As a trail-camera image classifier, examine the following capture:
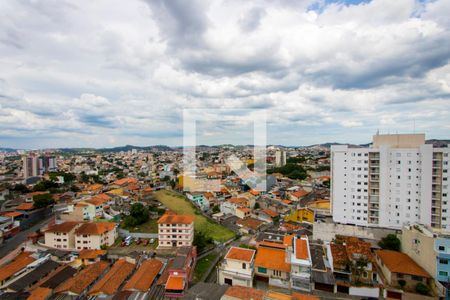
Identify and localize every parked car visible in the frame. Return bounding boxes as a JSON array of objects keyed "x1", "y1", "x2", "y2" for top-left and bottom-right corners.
[
  {"x1": 142, "y1": 239, "x2": 149, "y2": 246},
  {"x1": 135, "y1": 238, "x2": 141, "y2": 245},
  {"x1": 150, "y1": 238, "x2": 155, "y2": 244}
]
